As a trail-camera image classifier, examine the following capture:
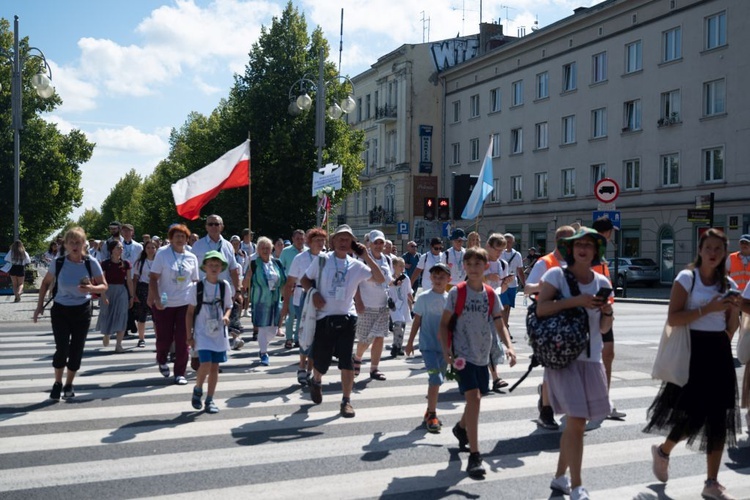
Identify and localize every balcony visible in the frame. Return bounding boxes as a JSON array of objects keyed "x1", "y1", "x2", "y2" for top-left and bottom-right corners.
[
  {"x1": 369, "y1": 206, "x2": 396, "y2": 225},
  {"x1": 374, "y1": 104, "x2": 397, "y2": 124}
]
